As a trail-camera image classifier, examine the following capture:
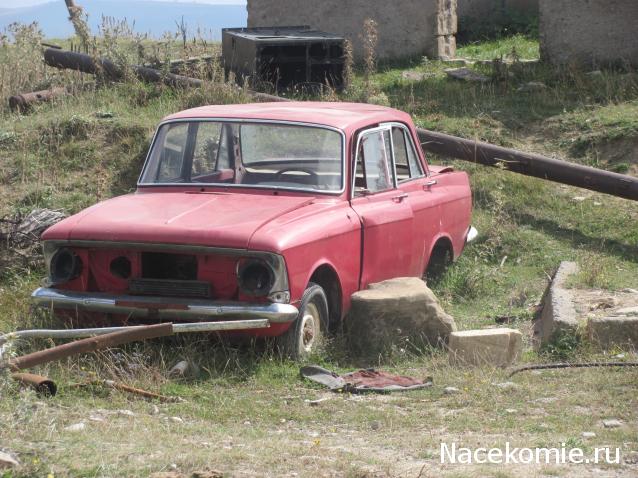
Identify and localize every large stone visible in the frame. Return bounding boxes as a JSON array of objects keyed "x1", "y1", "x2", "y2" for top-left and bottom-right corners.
[
  {"x1": 444, "y1": 67, "x2": 488, "y2": 82},
  {"x1": 532, "y1": 261, "x2": 579, "y2": 349},
  {"x1": 347, "y1": 277, "x2": 456, "y2": 355},
  {"x1": 587, "y1": 316, "x2": 638, "y2": 350},
  {"x1": 448, "y1": 328, "x2": 522, "y2": 367}
]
